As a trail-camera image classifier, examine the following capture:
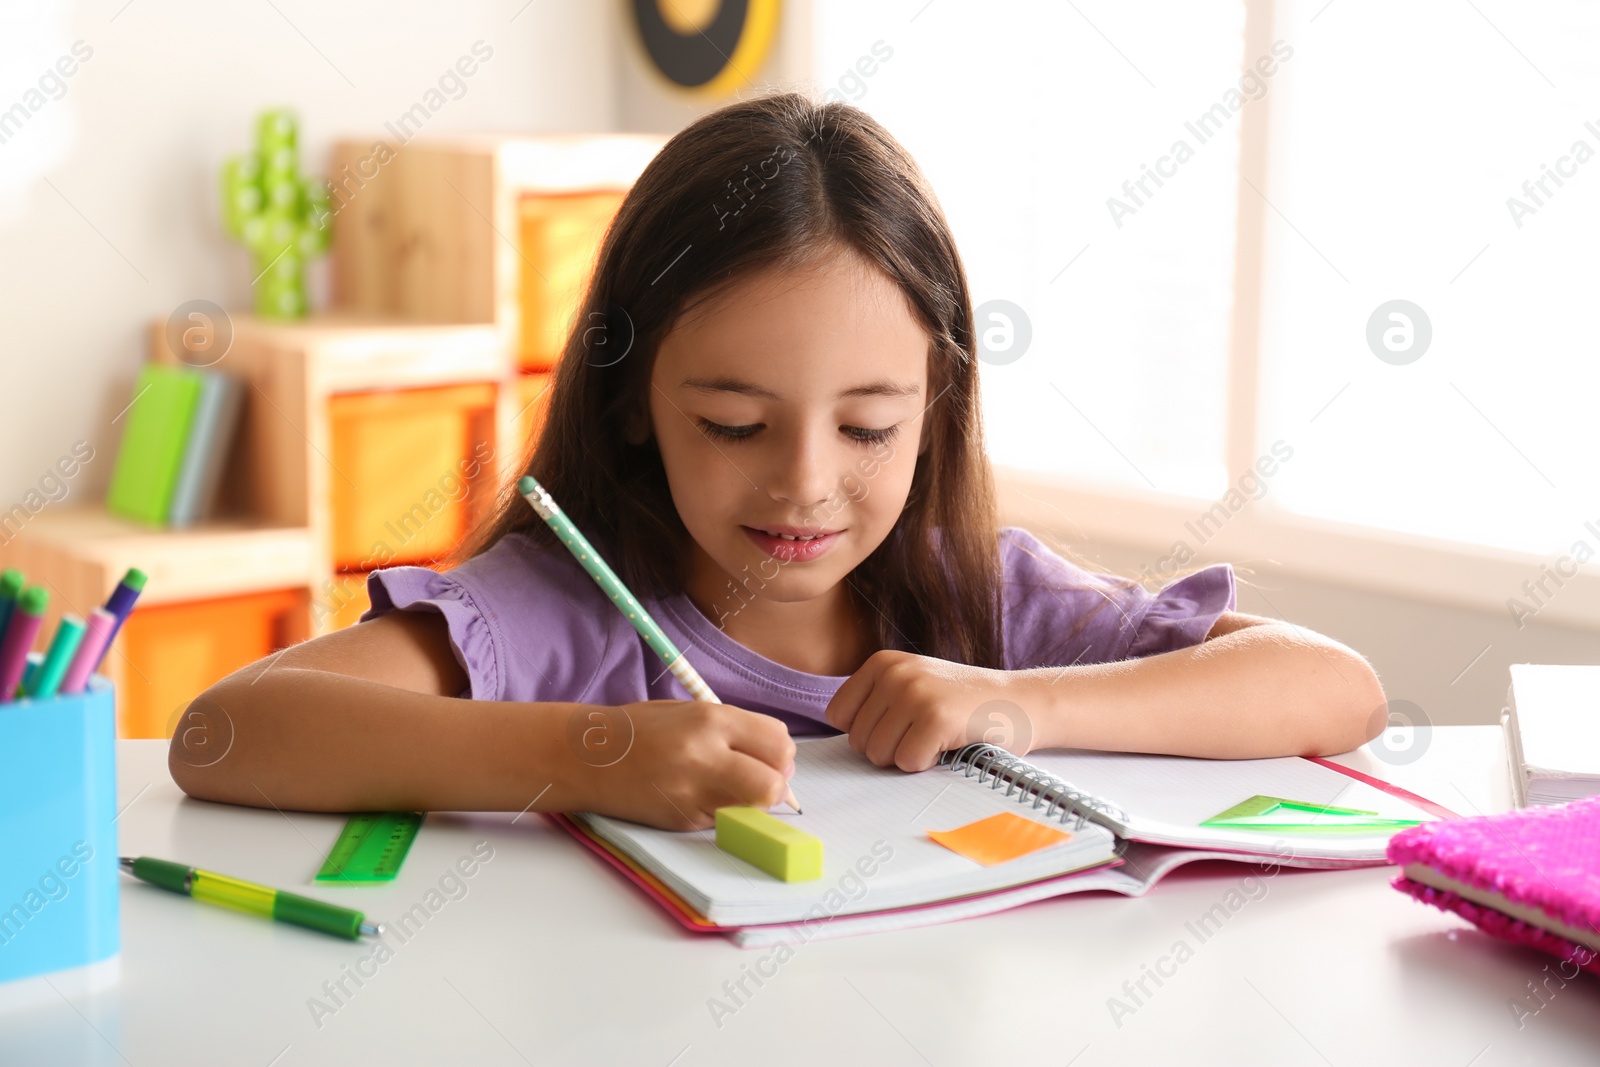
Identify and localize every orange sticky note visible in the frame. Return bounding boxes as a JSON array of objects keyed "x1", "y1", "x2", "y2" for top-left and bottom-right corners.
[{"x1": 926, "y1": 812, "x2": 1073, "y2": 866}]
